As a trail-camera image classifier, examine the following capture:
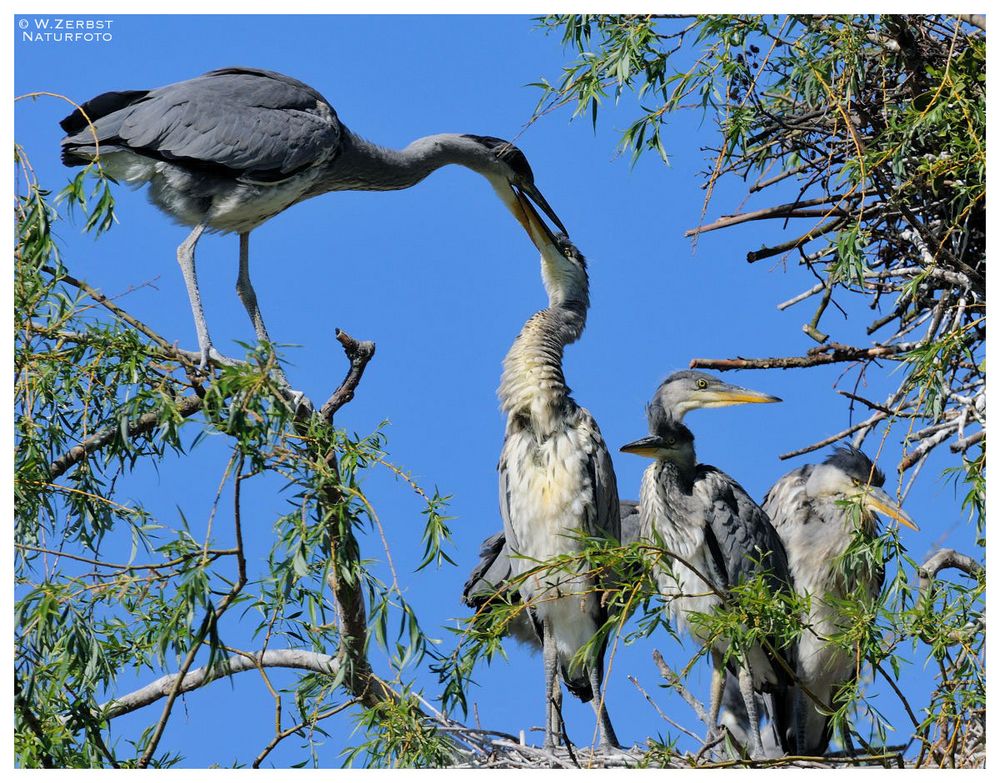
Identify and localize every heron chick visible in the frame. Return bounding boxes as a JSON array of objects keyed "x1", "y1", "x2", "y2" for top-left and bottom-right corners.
[
  {"x1": 496, "y1": 197, "x2": 619, "y2": 750},
  {"x1": 60, "y1": 67, "x2": 566, "y2": 375},
  {"x1": 759, "y1": 446, "x2": 919, "y2": 755},
  {"x1": 620, "y1": 376, "x2": 794, "y2": 759}
]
